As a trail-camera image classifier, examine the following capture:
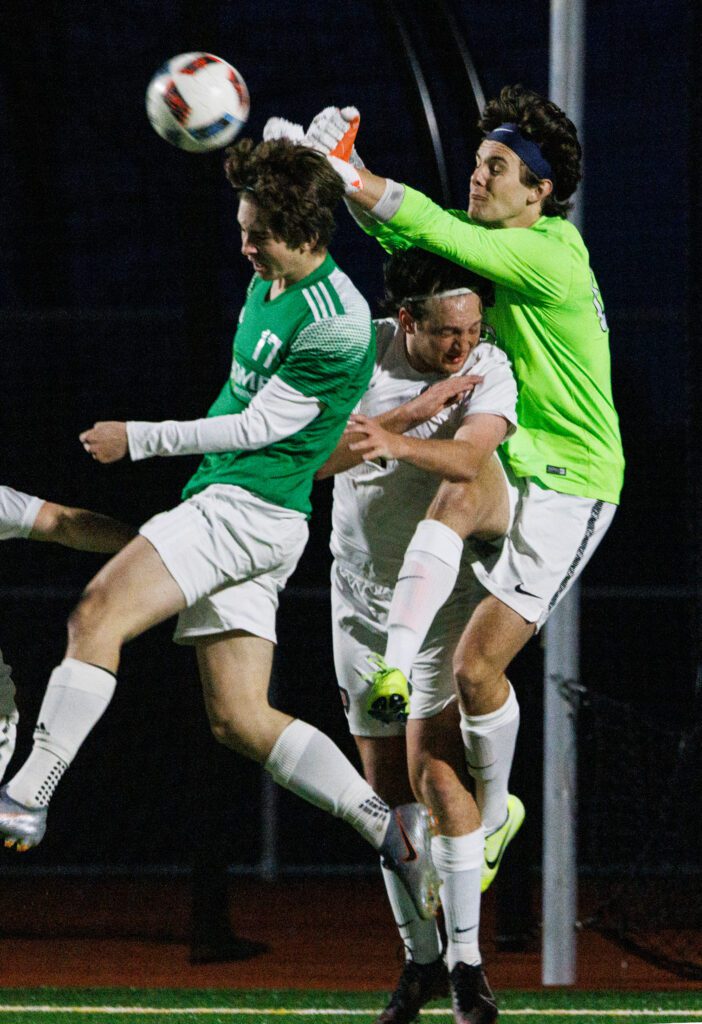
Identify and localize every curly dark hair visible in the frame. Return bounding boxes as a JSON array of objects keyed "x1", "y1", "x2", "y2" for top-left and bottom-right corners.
[
  {"x1": 382, "y1": 246, "x2": 495, "y2": 320},
  {"x1": 479, "y1": 84, "x2": 582, "y2": 218},
  {"x1": 223, "y1": 138, "x2": 345, "y2": 251}
]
